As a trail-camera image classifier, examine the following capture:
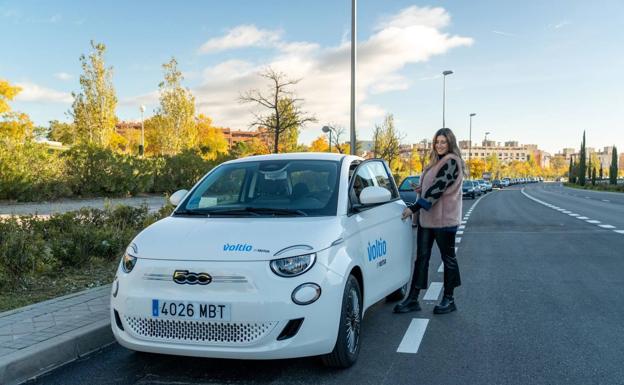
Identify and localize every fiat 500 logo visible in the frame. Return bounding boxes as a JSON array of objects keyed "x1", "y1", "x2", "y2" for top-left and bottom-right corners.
[{"x1": 173, "y1": 270, "x2": 212, "y2": 285}]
